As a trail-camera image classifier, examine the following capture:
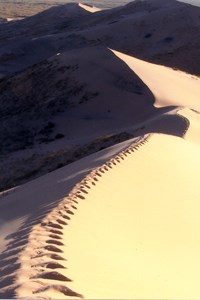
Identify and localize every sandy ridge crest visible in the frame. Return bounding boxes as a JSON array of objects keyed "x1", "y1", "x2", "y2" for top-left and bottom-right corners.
[
  {"x1": 78, "y1": 3, "x2": 103, "y2": 13},
  {"x1": 12, "y1": 135, "x2": 150, "y2": 299}
]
